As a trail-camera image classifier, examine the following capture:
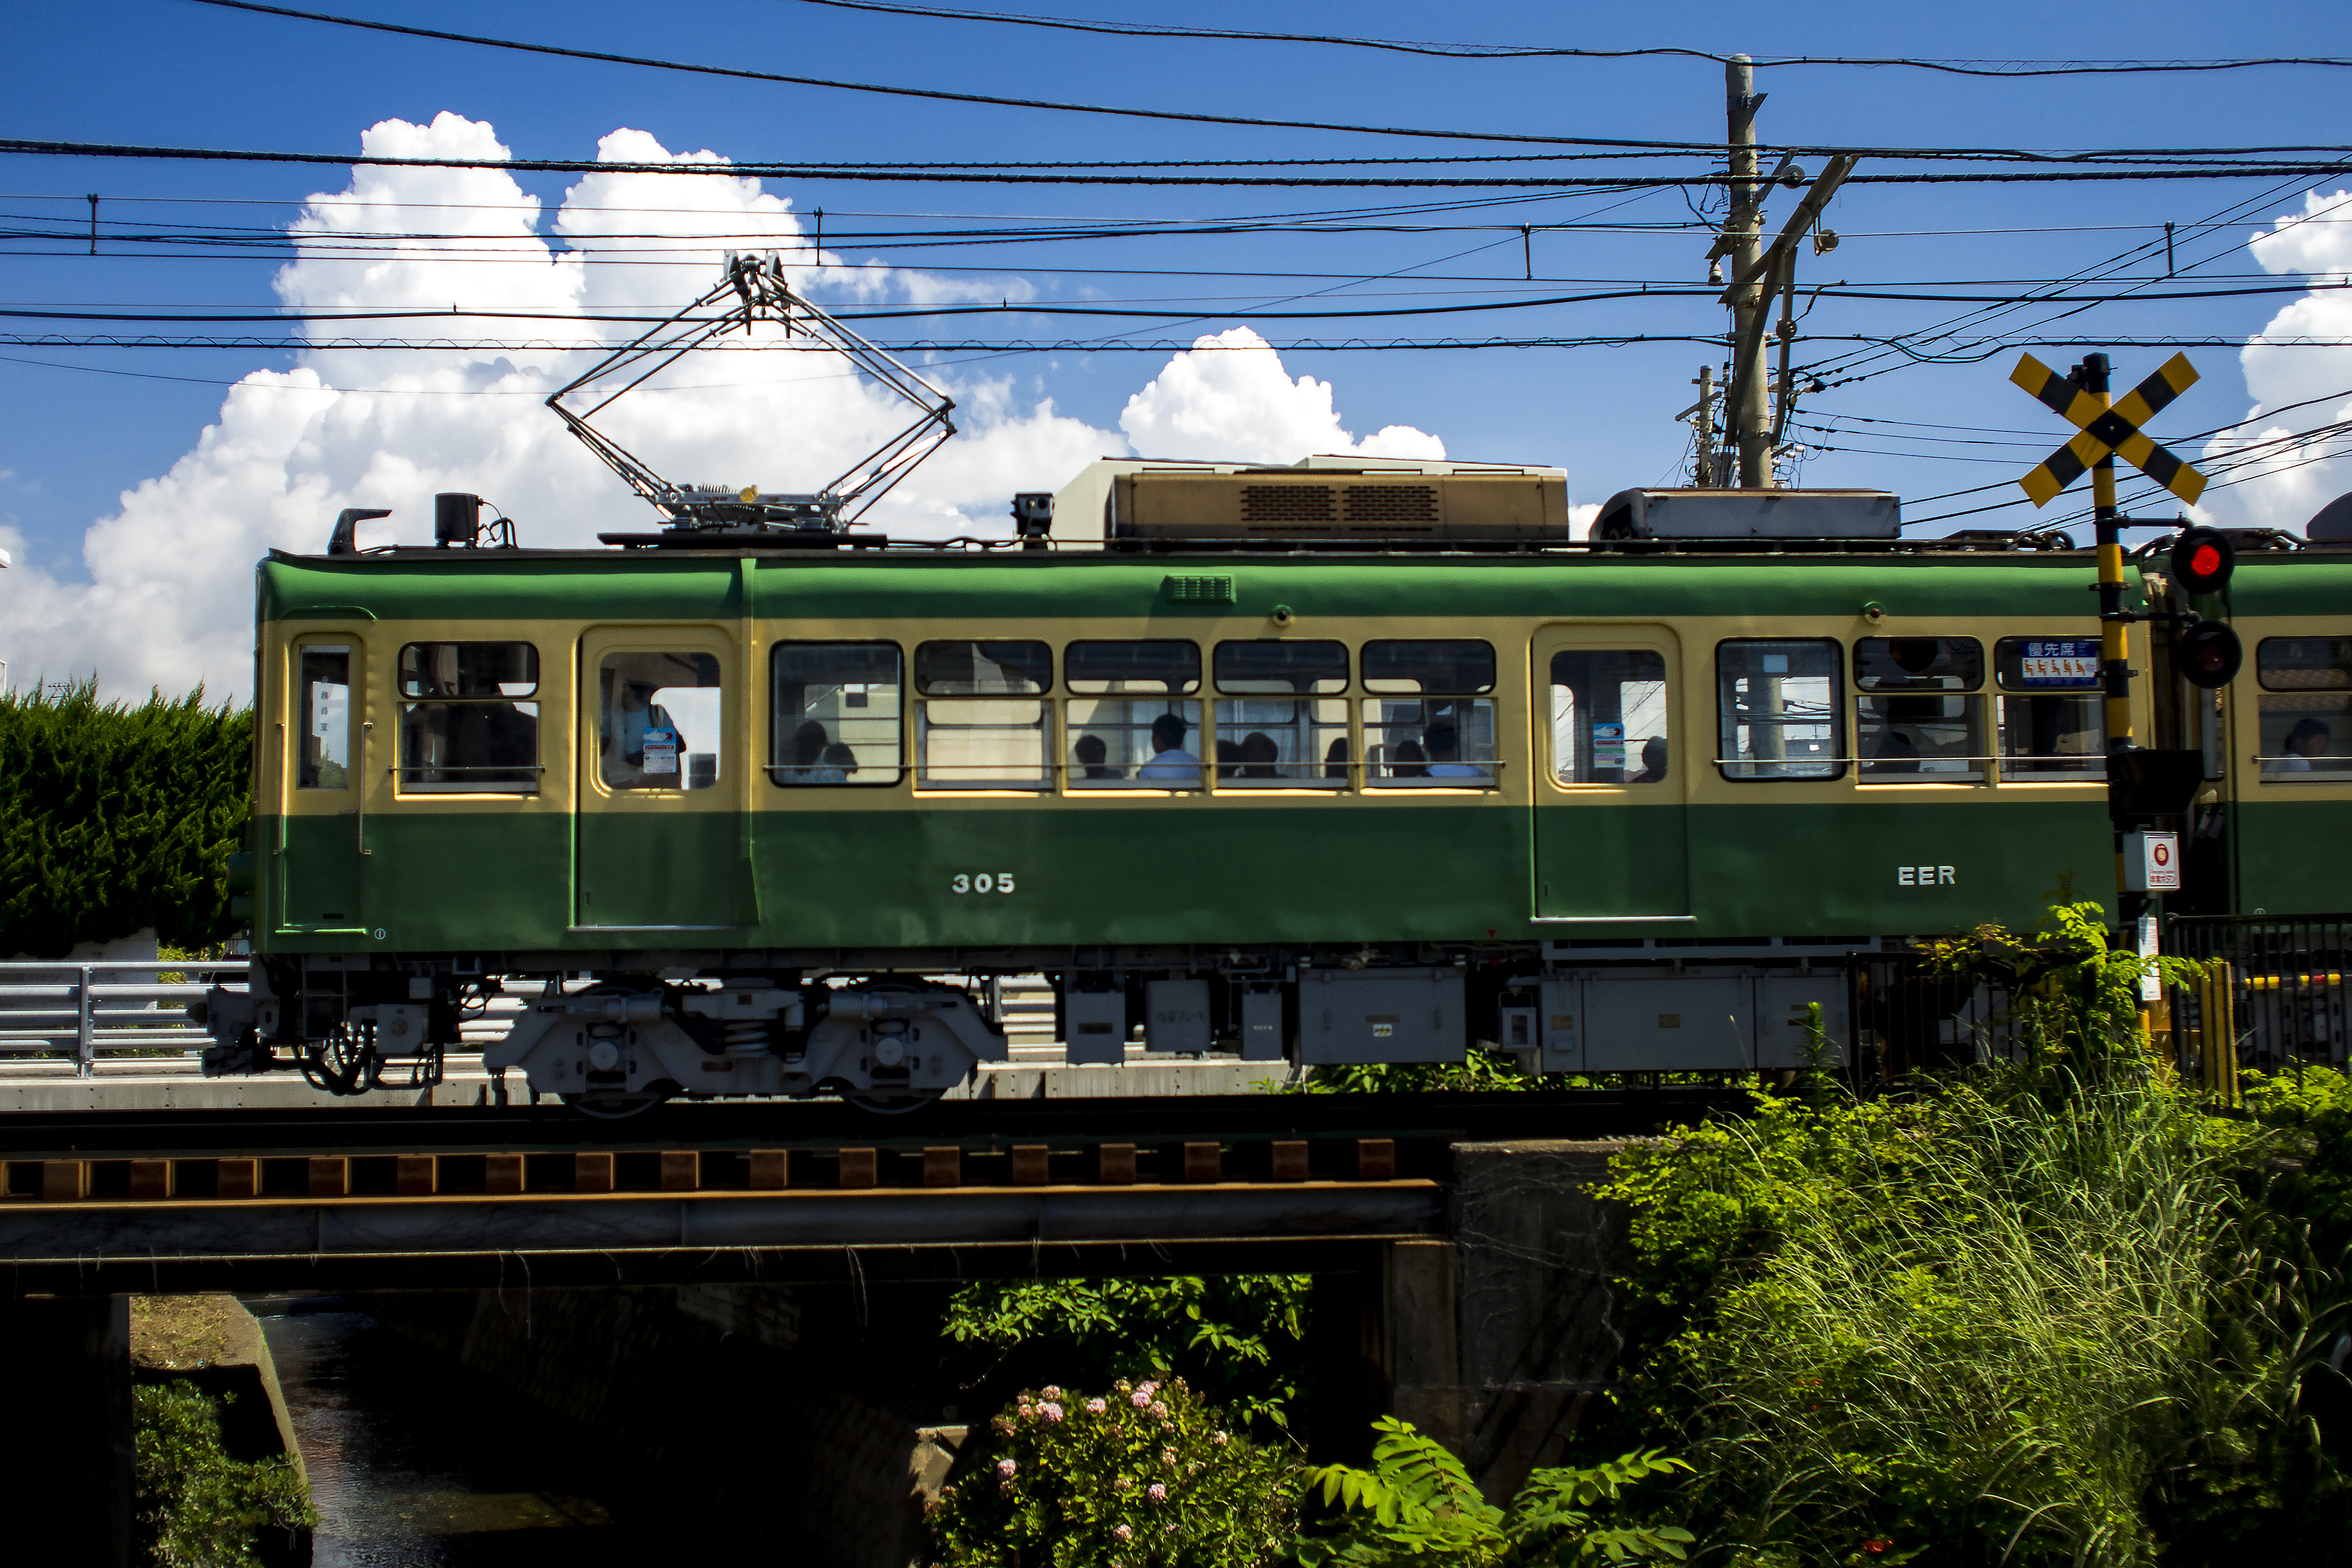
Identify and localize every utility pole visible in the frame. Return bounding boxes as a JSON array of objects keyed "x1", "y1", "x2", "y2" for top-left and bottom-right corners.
[
  {"x1": 1724, "y1": 56, "x2": 1769, "y2": 488},
  {"x1": 1681, "y1": 365, "x2": 1719, "y2": 487}
]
